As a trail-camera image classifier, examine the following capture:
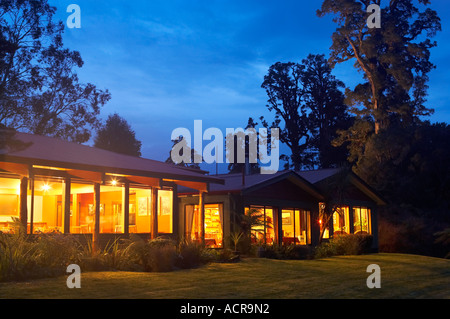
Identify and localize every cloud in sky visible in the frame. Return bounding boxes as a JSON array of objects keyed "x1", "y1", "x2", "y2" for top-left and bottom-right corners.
[{"x1": 51, "y1": 0, "x2": 450, "y2": 167}]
